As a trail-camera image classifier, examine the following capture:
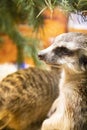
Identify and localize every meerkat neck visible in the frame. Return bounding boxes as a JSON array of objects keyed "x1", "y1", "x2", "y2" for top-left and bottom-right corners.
[
  {"x1": 59, "y1": 66, "x2": 87, "y2": 90},
  {"x1": 59, "y1": 68, "x2": 66, "y2": 89}
]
